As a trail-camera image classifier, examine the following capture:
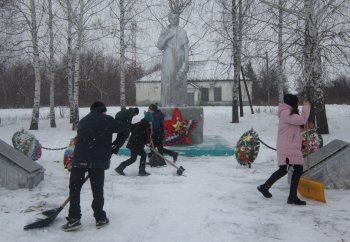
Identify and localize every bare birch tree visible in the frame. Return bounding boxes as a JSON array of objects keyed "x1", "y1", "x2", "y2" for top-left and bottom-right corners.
[
  {"x1": 27, "y1": 0, "x2": 43, "y2": 130},
  {"x1": 277, "y1": 0, "x2": 284, "y2": 103},
  {"x1": 110, "y1": 0, "x2": 148, "y2": 108},
  {"x1": 232, "y1": 0, "x2": 239, "y2": 123},
  {"x1": 67, "y1": 0, "x2": 75, "y2": 124},
  {"x1": 117, "y1": 0, "x2": 127, "y2": 108},
  {"x1": 57, "y1": 0, "x2": 75, "y2": 123},
  {"x1": 8, "y1": 0, "x2": 44, "y2": 130},
  {"x1": 260, "y1": 0, "x2": 350, "y2": 134},
  {"x1": 71, "y1": 0, "x2": 84, "y2": 130},
  {"x1": 200, "y1": 0, "x2": 255, "y2": 123},
  {"x1": 47, "y1": 0, "x2": 56, "y2": 127},
  {"x1": 58, "y1": 0, "x2": 111, "y2": 129}
]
